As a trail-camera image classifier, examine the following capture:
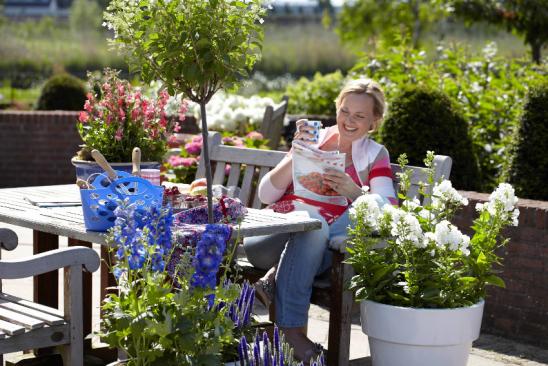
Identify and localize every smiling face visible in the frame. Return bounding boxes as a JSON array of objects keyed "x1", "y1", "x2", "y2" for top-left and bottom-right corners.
[{"x1": 336, "y1": 93, "x2": 378, "y2": 144}]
